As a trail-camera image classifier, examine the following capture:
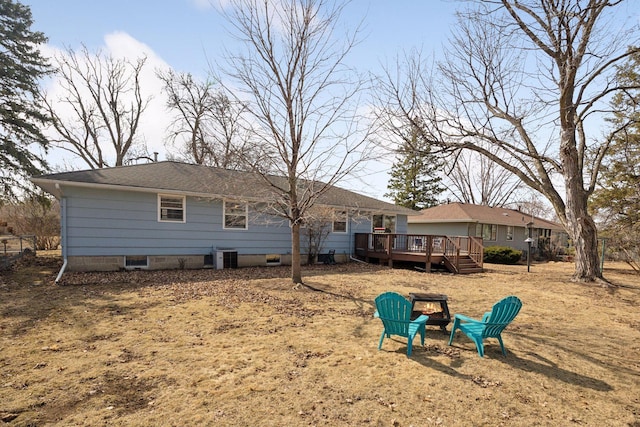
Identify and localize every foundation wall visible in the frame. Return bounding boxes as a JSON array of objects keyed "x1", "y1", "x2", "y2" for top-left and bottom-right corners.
[{"x1": 64, "y1": 253, "x2": 345, "y2": 272}]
